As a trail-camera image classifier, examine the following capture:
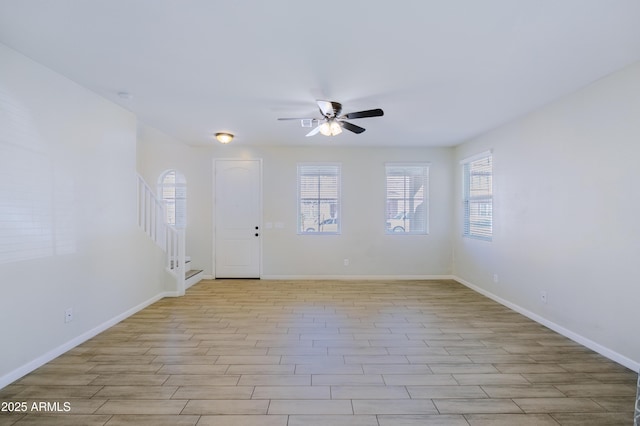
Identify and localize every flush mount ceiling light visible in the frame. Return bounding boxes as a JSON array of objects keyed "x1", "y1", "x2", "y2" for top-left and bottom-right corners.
[{"x1": 215, "y1": 132, "x2": 234, "y2": 144}]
